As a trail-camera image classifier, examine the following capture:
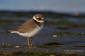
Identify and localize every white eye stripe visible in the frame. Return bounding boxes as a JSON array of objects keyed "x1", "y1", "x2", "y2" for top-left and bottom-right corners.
[
  {"x1": 36, "y1": 17, "x2": 40, "y2": 18},
  {"x1": 33, "y1": 16, "x2": 44, "y2": 23}
]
